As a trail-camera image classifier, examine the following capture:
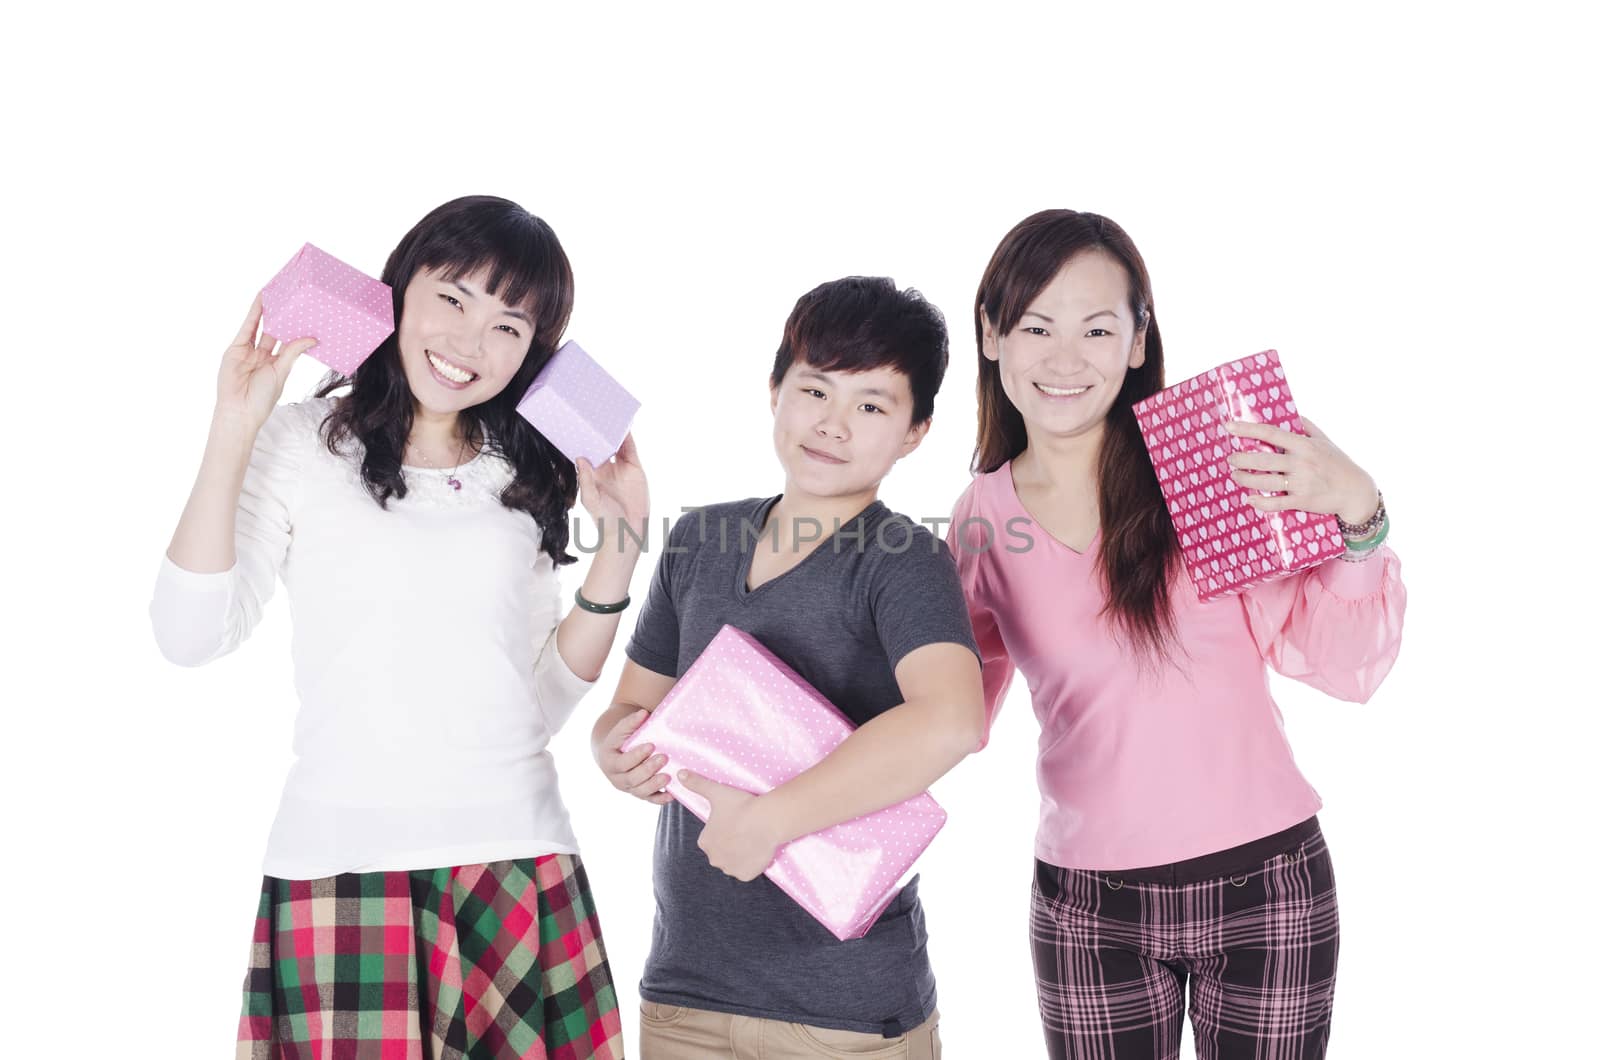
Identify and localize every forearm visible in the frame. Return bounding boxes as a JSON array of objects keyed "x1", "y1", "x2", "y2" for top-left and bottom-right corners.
[
  {"x1": 592, "y1": 697, "x2": 645, "y2": 758},
  {"x1": 554, "y1": 528, "x2": 642, "y2": 682},
  {"x1": 165, "y1": 412, "x2": 258, "y2": 574},
  {"x1": 756, "y1": 695, "x2": 982, "y2": 844}
]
